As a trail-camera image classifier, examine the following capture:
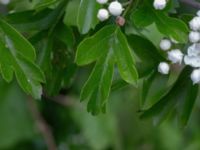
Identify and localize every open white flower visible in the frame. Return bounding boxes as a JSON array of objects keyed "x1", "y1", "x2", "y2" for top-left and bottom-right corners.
[
  {"x1": 184, "y1": 43, "x2": 200, "y2": 67},
  {"x1": 167, "y1": 49, "x2": 184, "y2": 64},
  {"x1": 191, "y1": 69, "x2": 200, "y2": 84},
  {"x1": 158, "y1": 62, "x2": 170, "y2": 75},
  {"x1": 189, "y1": 31, "x2": 200, "y2": 43},
  {"x1": 153, "y1": 0, "x2": 167, "y2": 10},
  {"x1": 189, "y1": 16, "x2": 200, "y2": 31}
]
